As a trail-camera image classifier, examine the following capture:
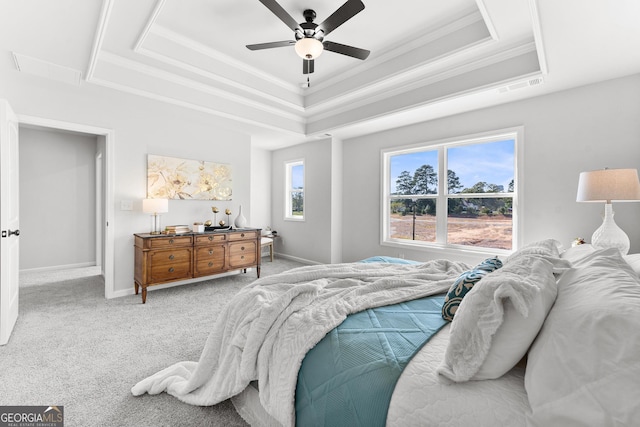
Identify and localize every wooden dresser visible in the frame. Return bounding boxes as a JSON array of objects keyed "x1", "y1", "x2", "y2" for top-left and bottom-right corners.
[{"x1": 134, "y1": 228, "x2": 261, "y2": 303}]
